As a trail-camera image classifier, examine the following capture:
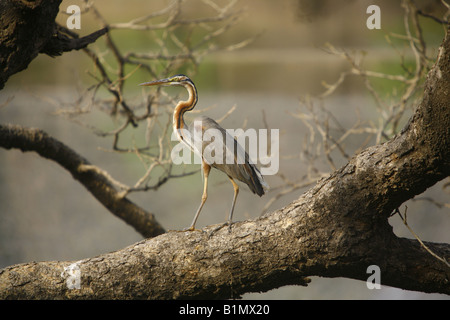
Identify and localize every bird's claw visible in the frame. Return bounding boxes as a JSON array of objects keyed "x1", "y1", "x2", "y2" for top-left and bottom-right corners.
[
  {"x1": 207, "y1": 220, "x2": 233, "y2": 238},
  {"x1": 168, "y1": 226, "x2": 202, "y2": 233}
]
